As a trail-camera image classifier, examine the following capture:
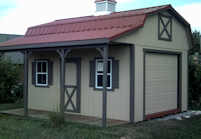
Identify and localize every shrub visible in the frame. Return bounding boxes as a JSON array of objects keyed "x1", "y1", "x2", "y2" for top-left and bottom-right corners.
[
  {"x1": 48, "y1": 112, "x2": 65, "y2": 128},
  {"x1": 188, "y1": 61, "x2": 201, "y2": 109},
  {"x1": 0, "y1": 57, "x2": 22, "y2": 103}
]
